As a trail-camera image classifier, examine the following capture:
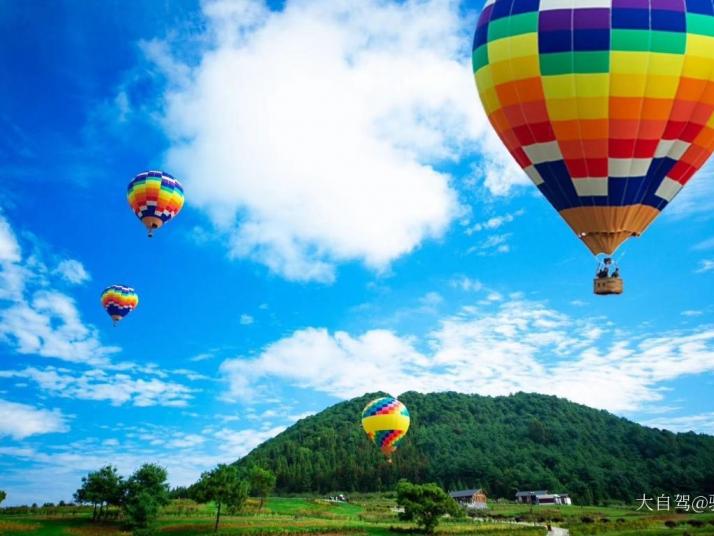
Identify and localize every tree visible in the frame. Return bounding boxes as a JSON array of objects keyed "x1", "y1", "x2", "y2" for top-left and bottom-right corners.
[
  {"x1": 0, "y1": 490, "x2": 6, "y2": 506},
  {"x1": 248, "y1": 466, "x2": 276, "y2": 510},
  {"x1": 123, "y1": 464, "x2": 170, "y2": 530},
  {"x1": 75, "y1": 471, "x2": 101, "y2": 520},
  {"x1": 194, "y1": 464, "x2": 248, "y2": 533},
  {"x1": 74, "y1": 465, "x2": 124, "y2": 521},
  {"x1": 396, "y1": 480, "x2": 462, "y2": 534}
]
